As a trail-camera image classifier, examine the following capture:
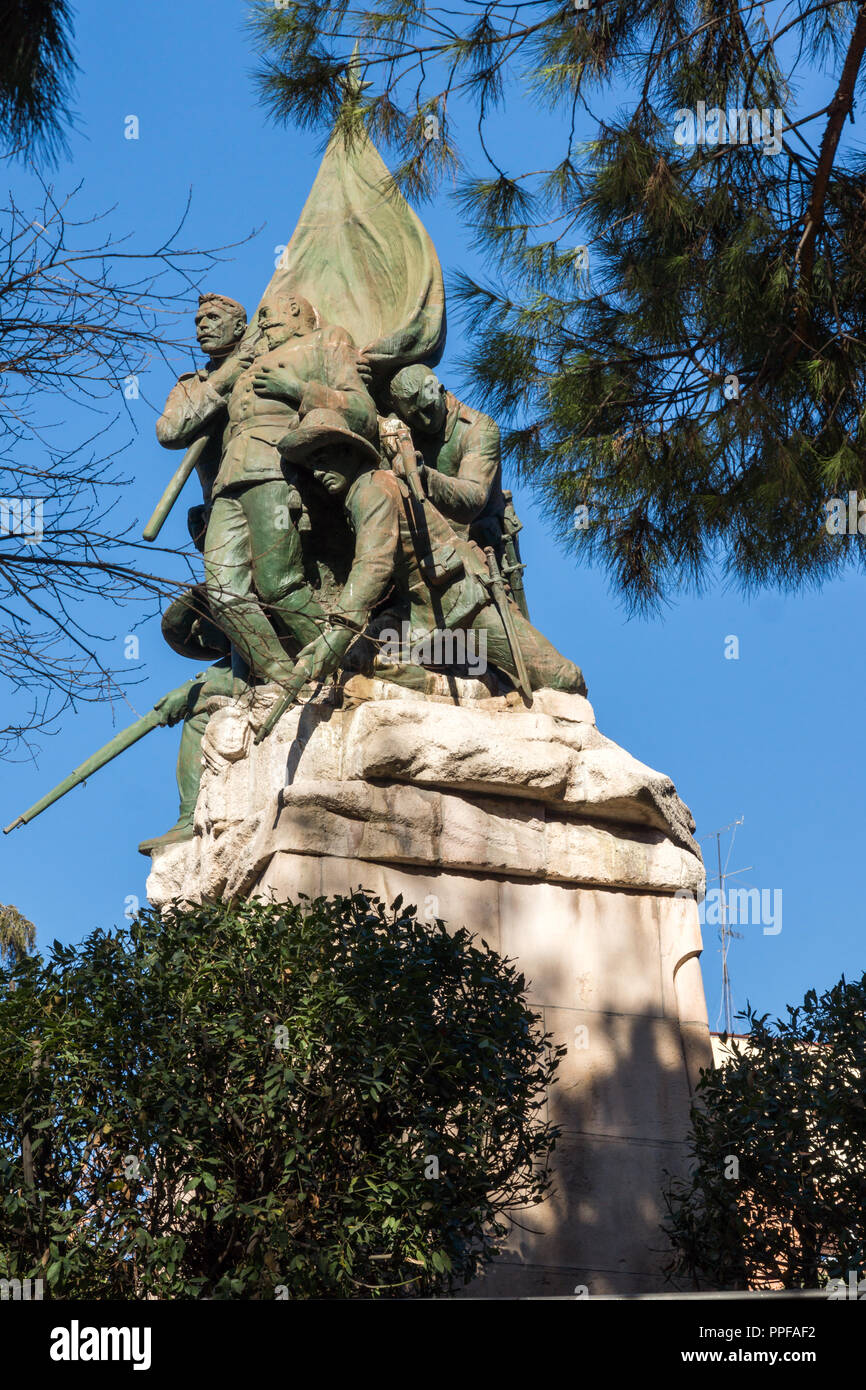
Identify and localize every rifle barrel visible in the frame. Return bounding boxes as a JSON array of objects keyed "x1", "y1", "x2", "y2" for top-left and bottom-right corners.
[
  {"x1": 143, "y1": 434, "x2": 209, "y2": 542},
  {"x1": 3, "y1": 711, "x2": 163, "y2": 833},
  {"x1": 2, "y1": 676, "x2": 198, "y2": 833}
]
